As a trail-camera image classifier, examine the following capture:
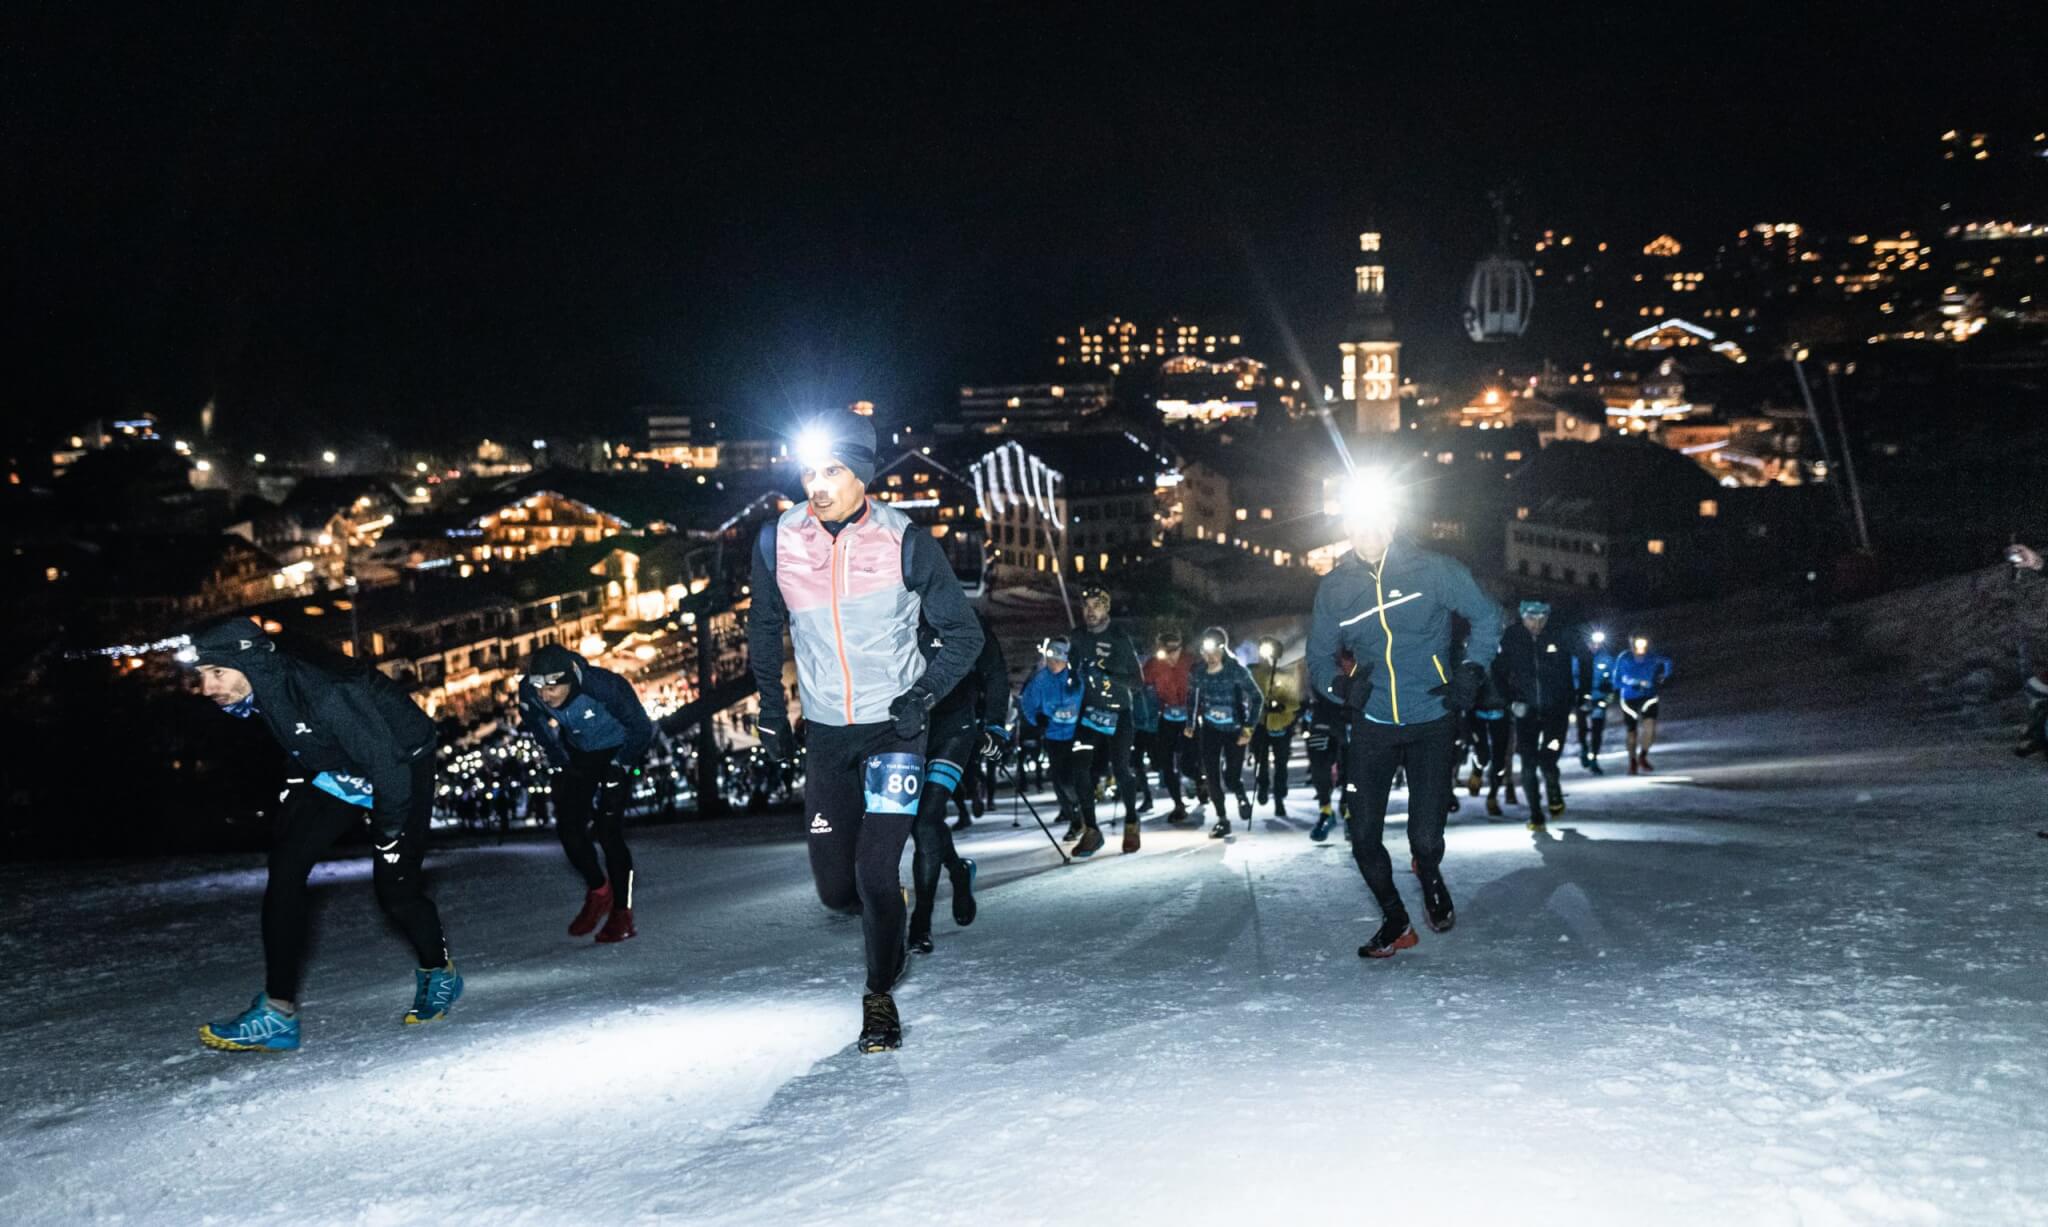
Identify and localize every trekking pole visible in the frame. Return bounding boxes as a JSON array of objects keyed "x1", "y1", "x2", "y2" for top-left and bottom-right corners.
[{"x1": 998, "y1": 761, "x2": 1072, "y2": 865}]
